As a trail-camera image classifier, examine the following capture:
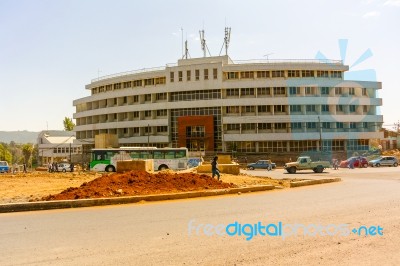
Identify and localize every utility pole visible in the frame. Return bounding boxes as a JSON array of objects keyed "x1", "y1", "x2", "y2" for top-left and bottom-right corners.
[
  {"x1": 147, "y1": 124, "x2": 150, "y2": 146},
  {"x1": 318, "y1": 116, "x2": 323, "y2": 151},
  {"x1": 69, "y1": 142, "x2": 72, "y2": 163}
]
